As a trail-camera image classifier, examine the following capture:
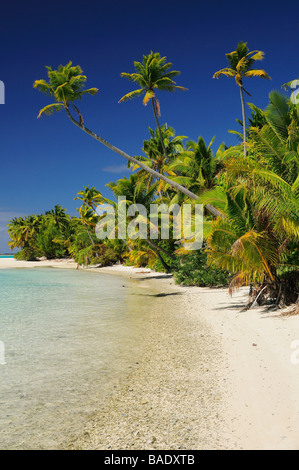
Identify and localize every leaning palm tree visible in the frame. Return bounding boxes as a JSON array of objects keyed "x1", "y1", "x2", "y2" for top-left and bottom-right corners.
[
  {"x1": 213, "y1": 41, "x2": 271, "y2": 157},
  {"x1": 34, "y1": 61, "x2": 221, "y2": 217},
  {"x1": 106, "y1": 174, "x2": 174, "y2": 271},
  {"x1": 119, "y1": 51, "x2": 187, "y2": 160}
]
